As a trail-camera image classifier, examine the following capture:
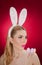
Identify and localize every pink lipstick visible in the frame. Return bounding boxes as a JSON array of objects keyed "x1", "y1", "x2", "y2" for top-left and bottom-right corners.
[{"x1": 22, "y1": 45, "x2": 26, "y2": 48}]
